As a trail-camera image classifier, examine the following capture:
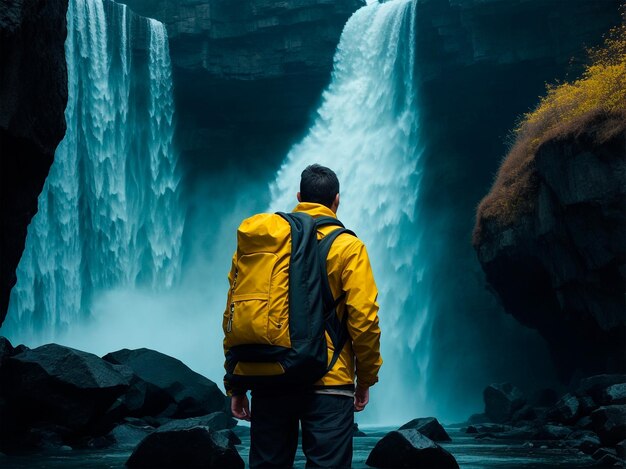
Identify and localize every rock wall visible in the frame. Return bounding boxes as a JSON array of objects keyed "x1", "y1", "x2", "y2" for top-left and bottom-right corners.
[
  {"x1": 474, "y1": 118, "x2": 626, "y2": 378},
  {"x1": 411, "y1": 0, "x2": 623, "y2": 406},
  {"x1": 0, "y1": 0, "x2": 69, "y2": 326}
]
